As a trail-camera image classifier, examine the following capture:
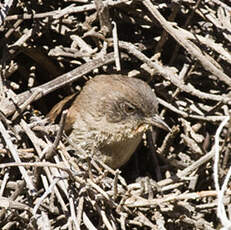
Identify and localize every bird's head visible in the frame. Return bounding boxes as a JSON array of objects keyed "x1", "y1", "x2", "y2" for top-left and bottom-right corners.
[{"x1": 80, "y1": 75, "x2": 170, "y2": 138}]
